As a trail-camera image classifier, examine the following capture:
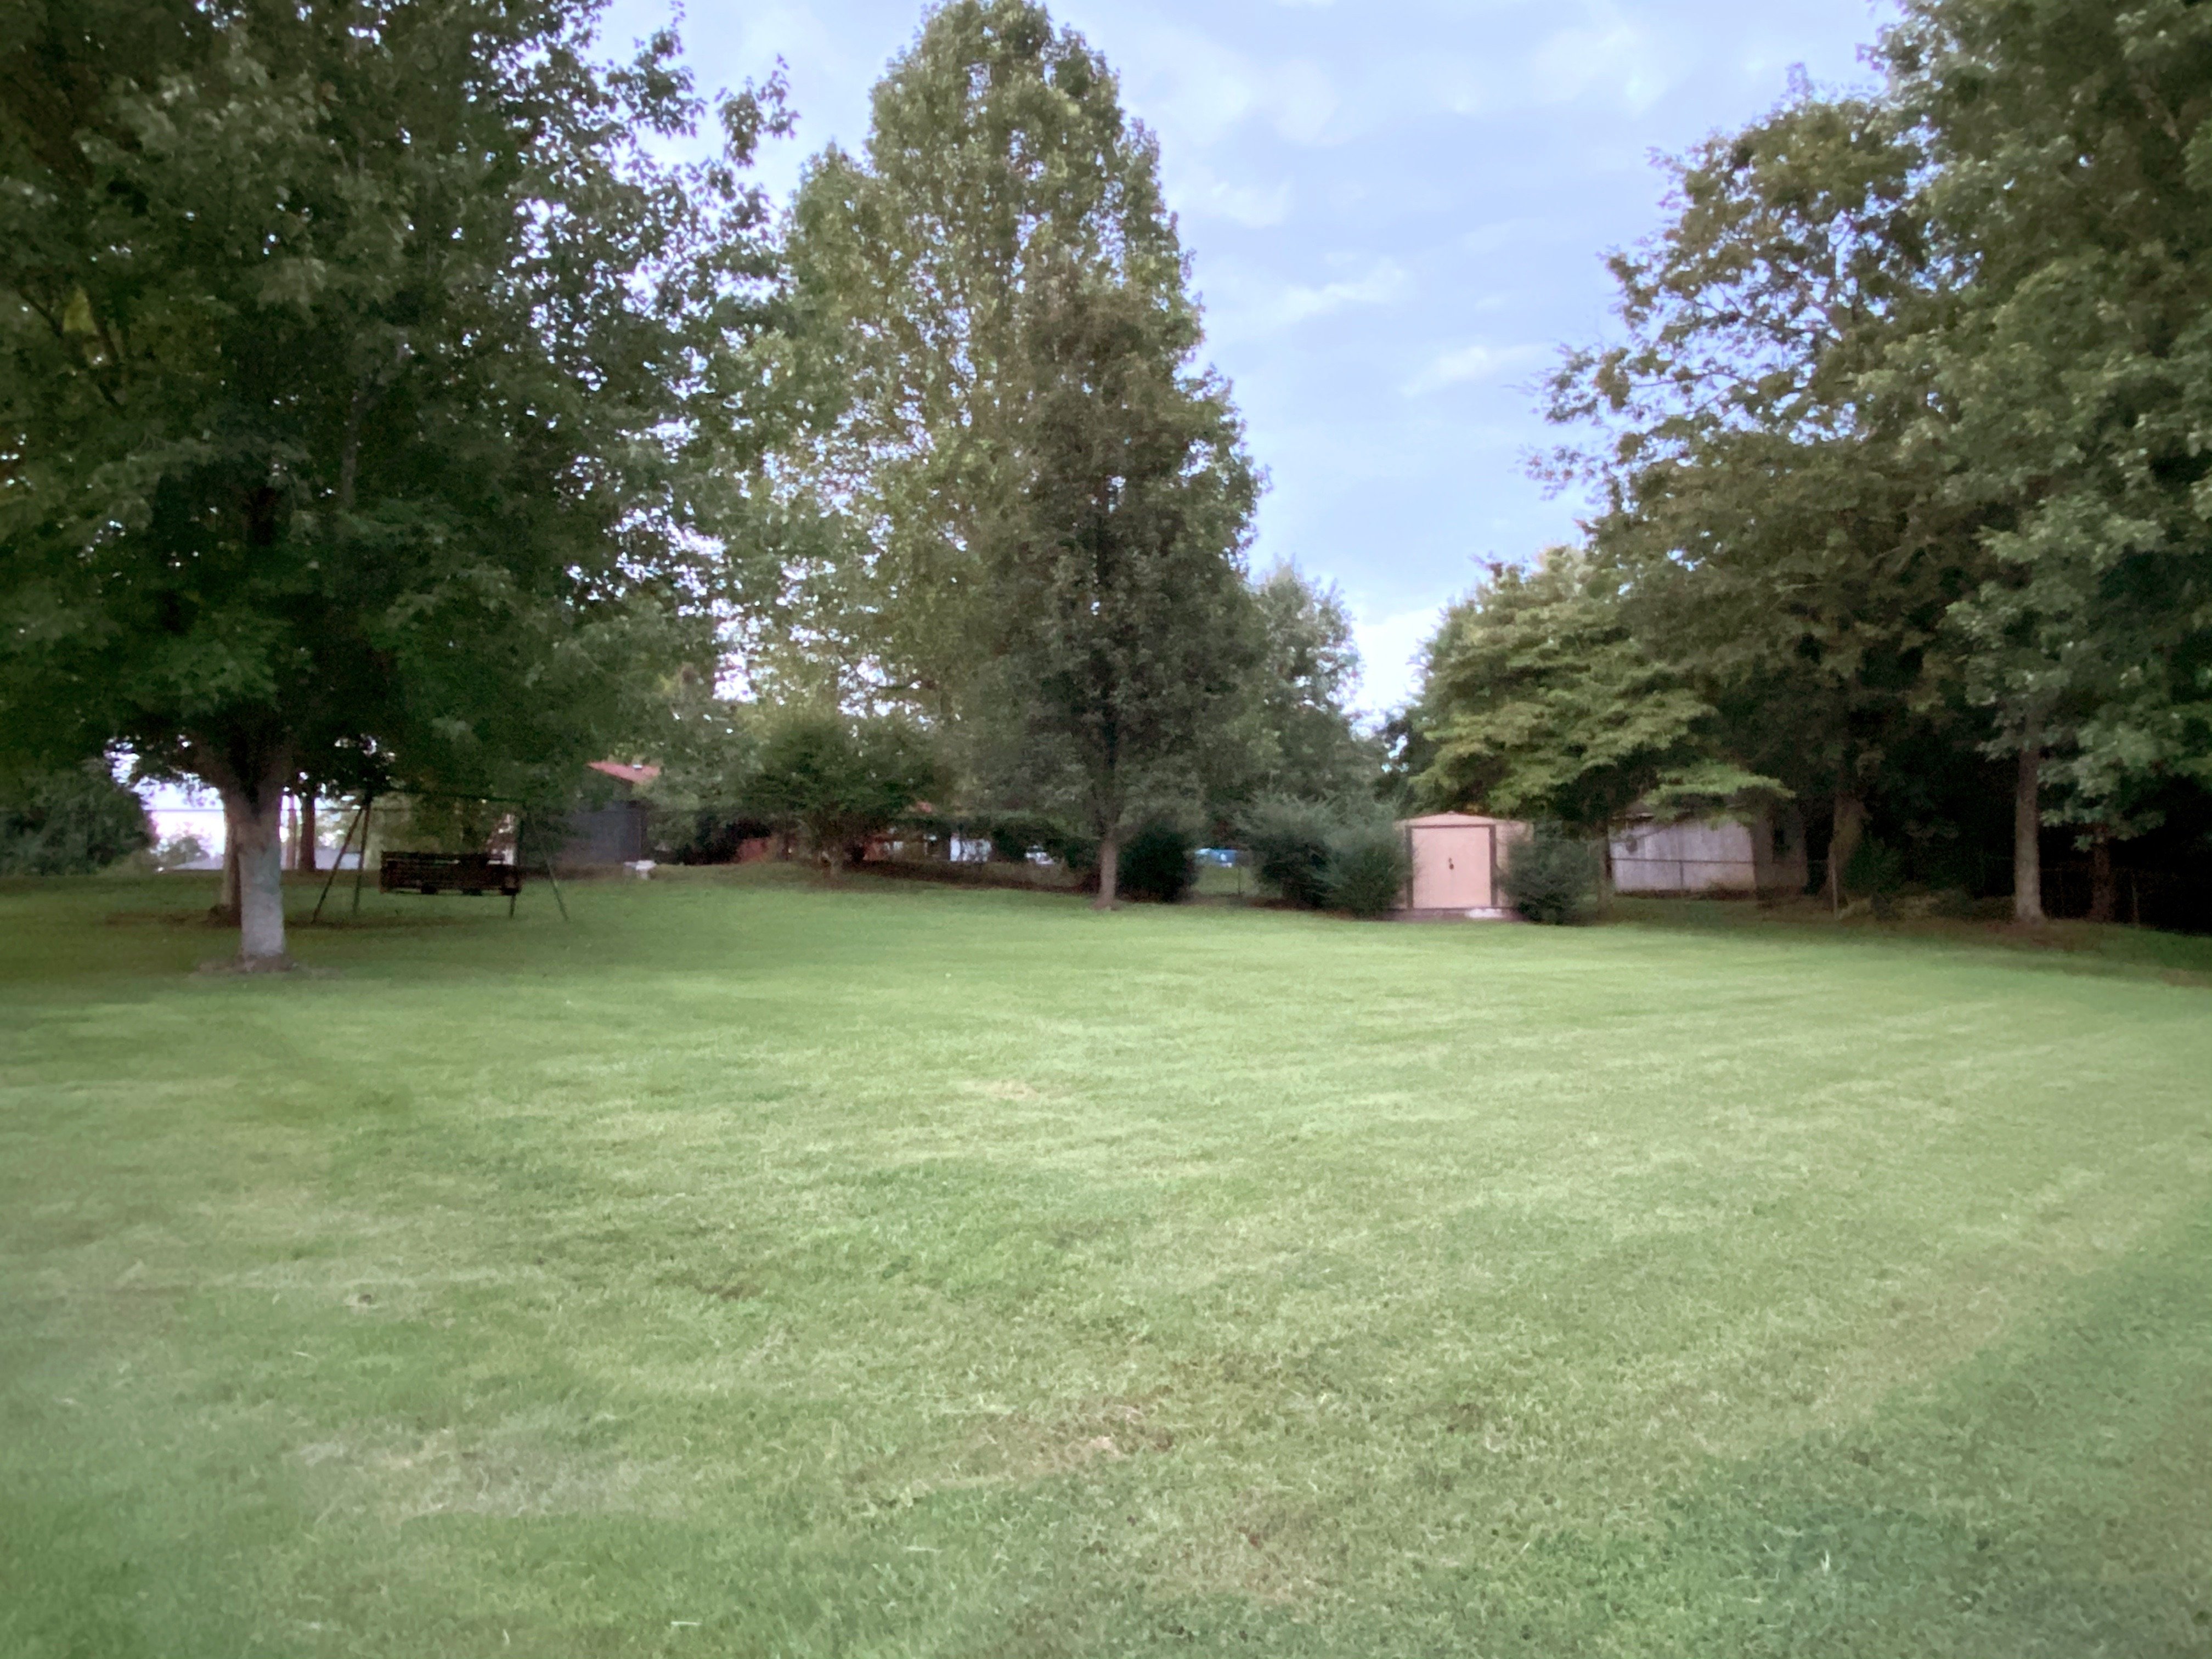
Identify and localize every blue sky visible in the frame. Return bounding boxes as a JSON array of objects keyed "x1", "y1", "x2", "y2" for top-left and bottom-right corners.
[{"x1": 610, "y1": 0, "x2": 1897, "y2": 710}]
